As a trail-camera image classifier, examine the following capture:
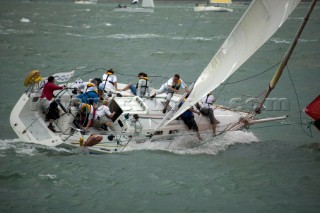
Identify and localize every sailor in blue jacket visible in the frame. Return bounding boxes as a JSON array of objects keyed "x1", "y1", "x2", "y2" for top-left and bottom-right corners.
[{"x1": 76, "y1": 83, "x2": 99, "y2": 106}]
